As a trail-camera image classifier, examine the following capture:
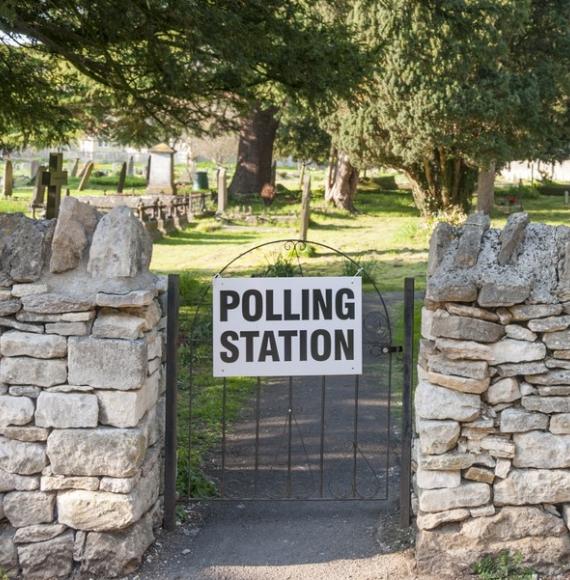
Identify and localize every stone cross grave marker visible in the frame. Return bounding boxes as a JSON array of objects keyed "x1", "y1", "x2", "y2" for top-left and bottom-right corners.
[
  {"x1": 78, "y1": 161, "x2": 94, "y2": 191},
  {"x1": 127, "y1": 156, "x2": 134, "y2": 176},
  {"x1": 147, "y1": 143, "x2": 176, "y2": 195},
  {"x1": 70, "y1": 157, "x2": 80, "y2": 178},
  {"x1": 3, "y1": 159, "x2": 13, "y2": 197},
  {"x1": 43, "y1": 153, "x2": 68, "y2": 219},
  {"x1": 299, "y1": 174, "x2": 311, "y2": 242},
  {"x1": 117, "y1": 161, "x2": 127, "y2": 194},
  {"x1": 217, "y1": 167, "x2": 228, "y2": 213}
]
